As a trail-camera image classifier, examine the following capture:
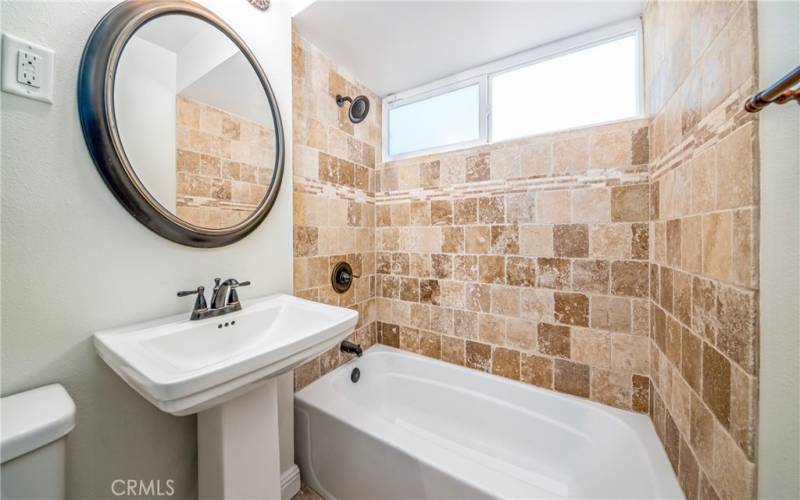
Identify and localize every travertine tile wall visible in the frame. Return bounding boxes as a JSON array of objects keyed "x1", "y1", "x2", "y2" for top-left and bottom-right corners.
[
  {"x1": 176, "y1": 96, "x2": 275, "y2": 227},
  {"x1": 374, "y1": 118, "x2": 654, "y2": 413},
  {"x1": 292, "y1": 31, "x2": 382, "y2": 390},
  {"x1": 644, "y1": 2, "x2": 759, "y2": 499},
  {"x1": 291, "y1": 3, "x2": 761, "y2": 497}
]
